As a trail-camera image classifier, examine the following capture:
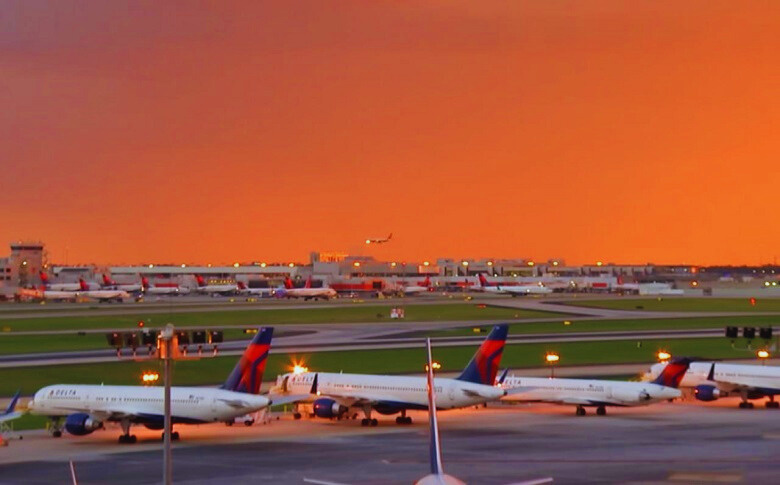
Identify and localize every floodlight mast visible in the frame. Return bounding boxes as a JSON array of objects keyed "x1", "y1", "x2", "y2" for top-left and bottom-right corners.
[{"x1": 161, "y1": 323, "x2": 174, "y2": 485}]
